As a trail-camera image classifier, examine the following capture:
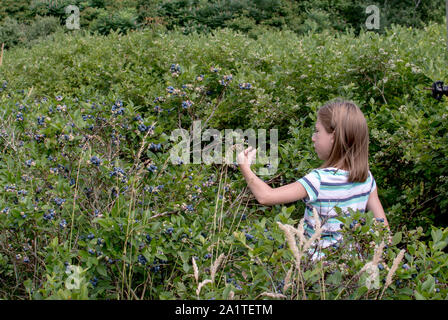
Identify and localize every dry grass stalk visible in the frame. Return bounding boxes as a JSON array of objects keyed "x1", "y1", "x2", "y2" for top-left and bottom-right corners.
[
  {"x1": 385, "y1": 249, "x2": 405, "y2": 287},
  {"x1": 335, "y1": 240, "x2": 387, "y2": 299},
  {"x1": 296, "y1": 218, "x2": 306, "y2": 247},
  {"x1": 196, "y1": 279, "x2": 212, "y2": 297},
  {"x1": 277, "y1": 208, "x2": 324, "y2": 300},
  {"x1": 211, "y1": 253, "x2": 225, "y2": 283},
  {"x1": 260, "y1": 292, "x2": 287, "y2": 299},
  {"x1": 192, "y1": 257, "x2": 199, "y2": 284},
  {"x1": 359, "y1": 241, "x2": 385, "y2": 275},
  {"x1": 302, "y1": 208, "x2": 323, "y2": 253},
  {"x1": 277, "y1": 222, "x2": 302, "y2": 269},
  {"x1": 358, "y1": 241, "x2": 385, "y2": 290},
  {"x1": 283, "y1": 265, "x2": 294, "y2": 293},
  {"x1": 379, "y1": 249, "x2": 405, "y2": 299},
  {"x1": 0, "y1": 43, "x2": 3, "y2": 67}
]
